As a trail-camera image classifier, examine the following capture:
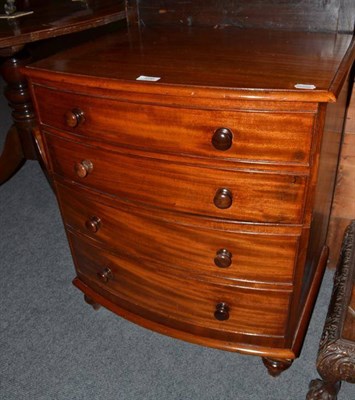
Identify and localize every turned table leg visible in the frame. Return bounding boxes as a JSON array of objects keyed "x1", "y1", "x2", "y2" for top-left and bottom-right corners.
[
  {"x1": 0, "y1": 125, "x2": 25, "y2": 184},
  {"x1": 262, "y1": 357, "x2": 293, "y2": 377},
  {"x1": 0, "y1": 47, "x2": 38, "y2": 184}
]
